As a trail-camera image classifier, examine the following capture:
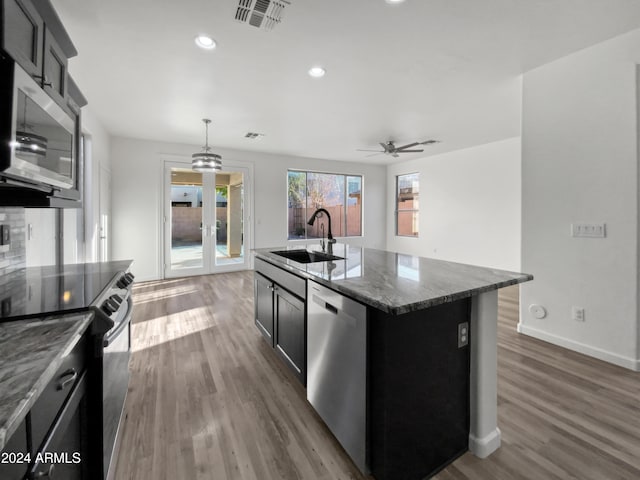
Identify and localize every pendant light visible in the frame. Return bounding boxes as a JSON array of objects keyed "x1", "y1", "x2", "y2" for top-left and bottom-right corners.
[{"x1": 192, "y1": 118, "x2": 222, "y2": 172}]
